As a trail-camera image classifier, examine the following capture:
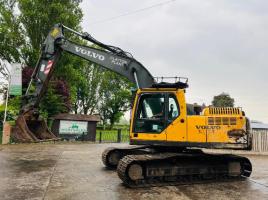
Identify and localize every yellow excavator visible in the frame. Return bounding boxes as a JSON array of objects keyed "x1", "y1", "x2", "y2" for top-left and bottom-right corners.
[{"x1": 13, "y1": 24, "x2": 252, "y2": 187}]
